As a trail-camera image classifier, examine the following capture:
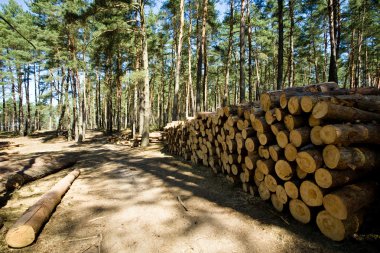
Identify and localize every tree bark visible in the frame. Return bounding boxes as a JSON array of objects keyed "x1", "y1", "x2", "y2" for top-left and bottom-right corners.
[
  {"x1": 172, "y1": 0, "x2": 185, "y2": 120},
  {"x1": 17, "y1": 67, "x2": 24, "y2": 135},
  {"x1": 25, "y1": 66, "x2": 31, "y2": 135},
  {"x1": 327, "y1": 0, "x2": 340, "y2": 83},
  {"x1": 223, "y1": 0, "x2": 234, "y2": 106},
  {"x1": 276, "y1": 0, "x2": 284, "y2": 90},
  {"x1": 186, "y1": 3, "x2": 193, "y2": 118},
  {"x1": 239, "y1": 0, "x2": 246, "y2": 103},
  {"x1": 288, "y1": 0, "x2": 295, "y2": 87},
  {"x1": 196, "y1": 0, "x2": 208, "y2": 112},
  {"x1": 140, "y1": 0, "x2": 150, "y2": 147}
]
